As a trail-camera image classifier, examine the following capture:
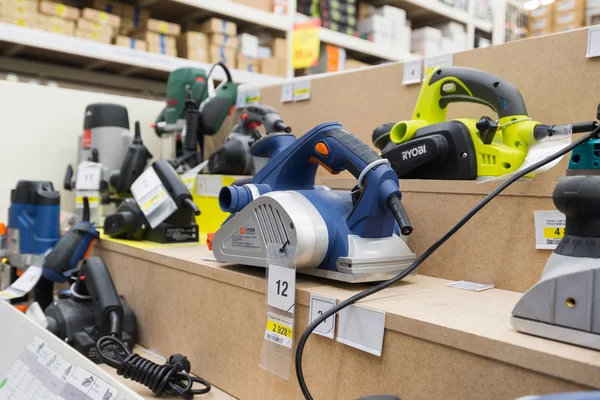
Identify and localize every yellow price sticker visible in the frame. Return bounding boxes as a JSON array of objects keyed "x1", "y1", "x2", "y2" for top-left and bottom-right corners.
[
  {"x1": 99, "y1": 11, "x2": 107, "y2": 21},
  {"x1": 158, "y1": 22, "x2": 168, "y2": 34},
  {"x1": 246, "y1": 95, "x2": 260, "y2": 103},
  {"x1": 544, "y1": 227, "x2": 565, "y2": 239},
  {"x1": 76, "y1": 196, "x2": 99, "y2": 203},
  {"x1": 266, "y1": 319, "x2": 293, "y2": 339},
  {"x1": 294, "y1": 88, "x2": 309, "y2": 96},
  {"x1": 141, "y1": 189, "x2": 166, "y2": 211},
  {"x1": 16, "y1": 19, "x2": 25, "y2": 26},
  {"x1": 292, "y1": 19, "x2": 321, "y2": 69},
  {"x1": 56, "y1": 4, "x2": 65, "y2": 16}
]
